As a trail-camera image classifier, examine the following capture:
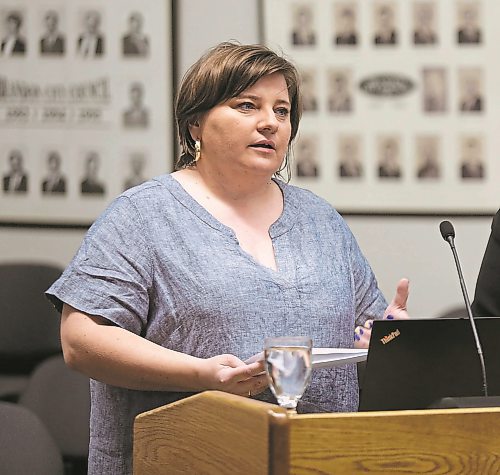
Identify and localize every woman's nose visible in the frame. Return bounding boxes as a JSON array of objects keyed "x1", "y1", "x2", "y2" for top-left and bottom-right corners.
[{"x1": 257, "y1": 107, "x2": 279, "y2": 133}]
